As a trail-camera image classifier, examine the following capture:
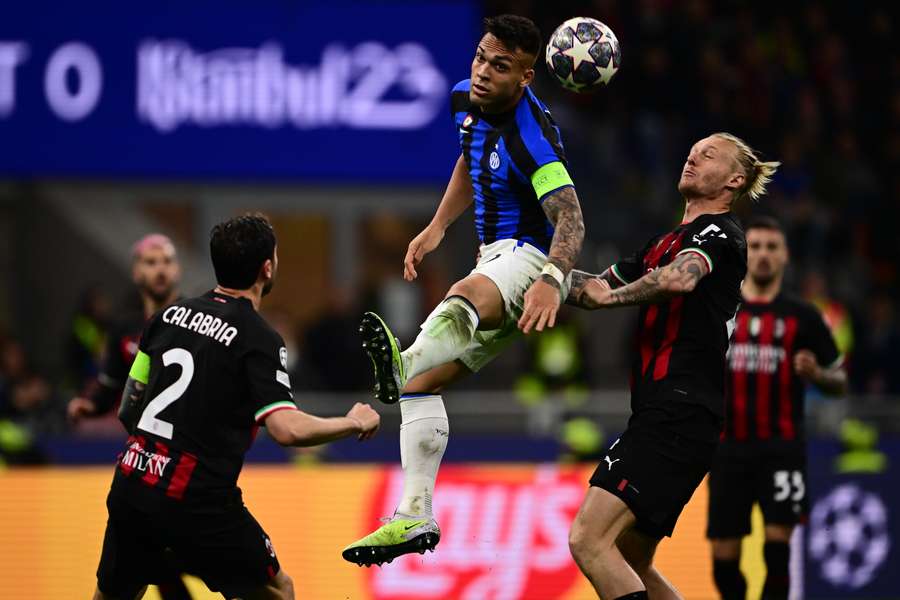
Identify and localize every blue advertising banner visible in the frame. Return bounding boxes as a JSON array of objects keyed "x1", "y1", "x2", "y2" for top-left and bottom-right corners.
[
  {"x1": 803, "y1": 439, "x2": 899, "y2": 599},
  {"x1": 0, "y1": 1, "x2": 479, "y2": 181}
]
